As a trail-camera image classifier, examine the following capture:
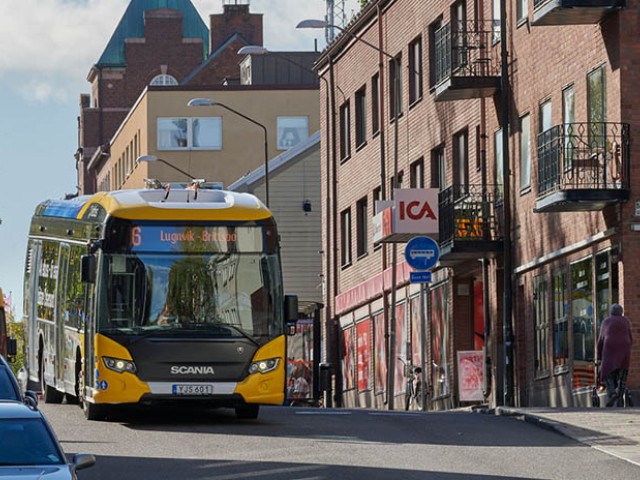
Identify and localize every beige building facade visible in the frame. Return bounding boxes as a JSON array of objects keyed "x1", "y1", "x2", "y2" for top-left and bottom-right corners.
[{"x1": 92, "y1": 86, "x2": 319, "y2": 193}]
